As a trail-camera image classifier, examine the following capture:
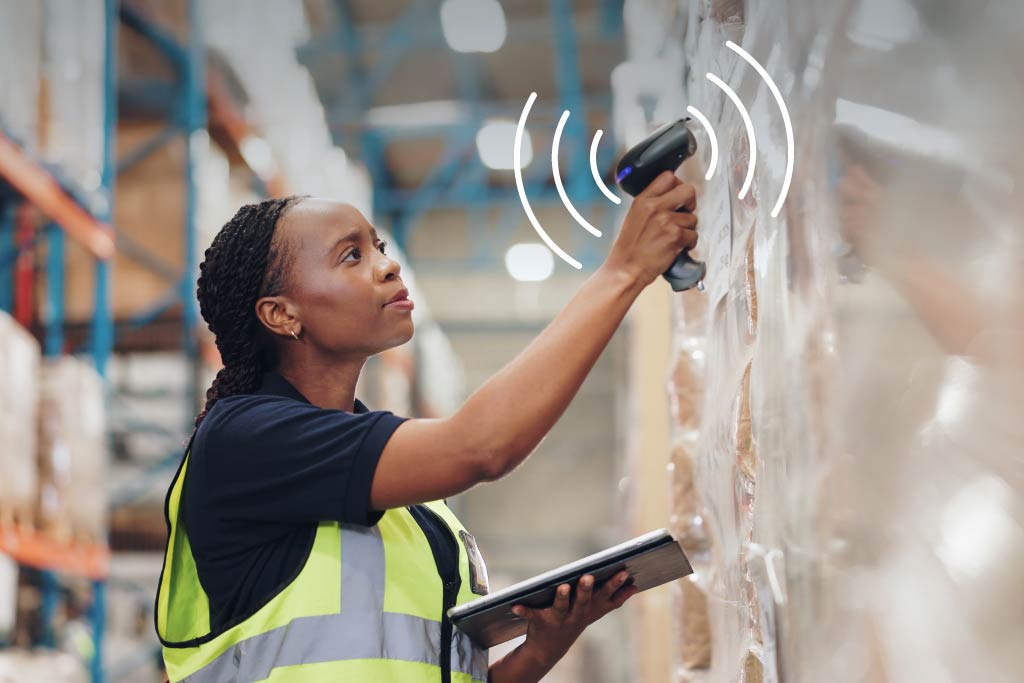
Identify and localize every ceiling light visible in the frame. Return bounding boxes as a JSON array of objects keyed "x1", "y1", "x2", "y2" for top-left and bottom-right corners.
[
  {"x1": 441, "y1": 0, "x2": 507, "y2": 53},
  {"x1": 477, "y1": 119, "x2": 531, "y2": 170},
  {"x1": 505, "y1": 243, "x2": 554, "y2": 282},
  {"x1": 365, "y1": 100, "x2": 467, "y2": 128}
]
